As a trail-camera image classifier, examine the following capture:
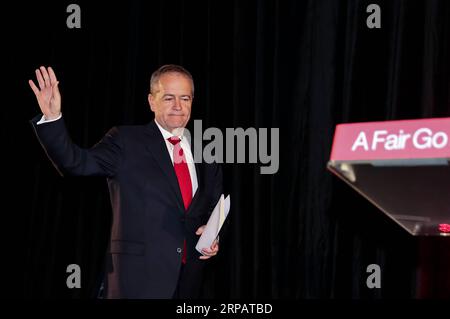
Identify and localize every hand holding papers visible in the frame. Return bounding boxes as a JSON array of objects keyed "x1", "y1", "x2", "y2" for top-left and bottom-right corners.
[{"x1": 196, "y1": 194, "x2": 230, "y2": 255}]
